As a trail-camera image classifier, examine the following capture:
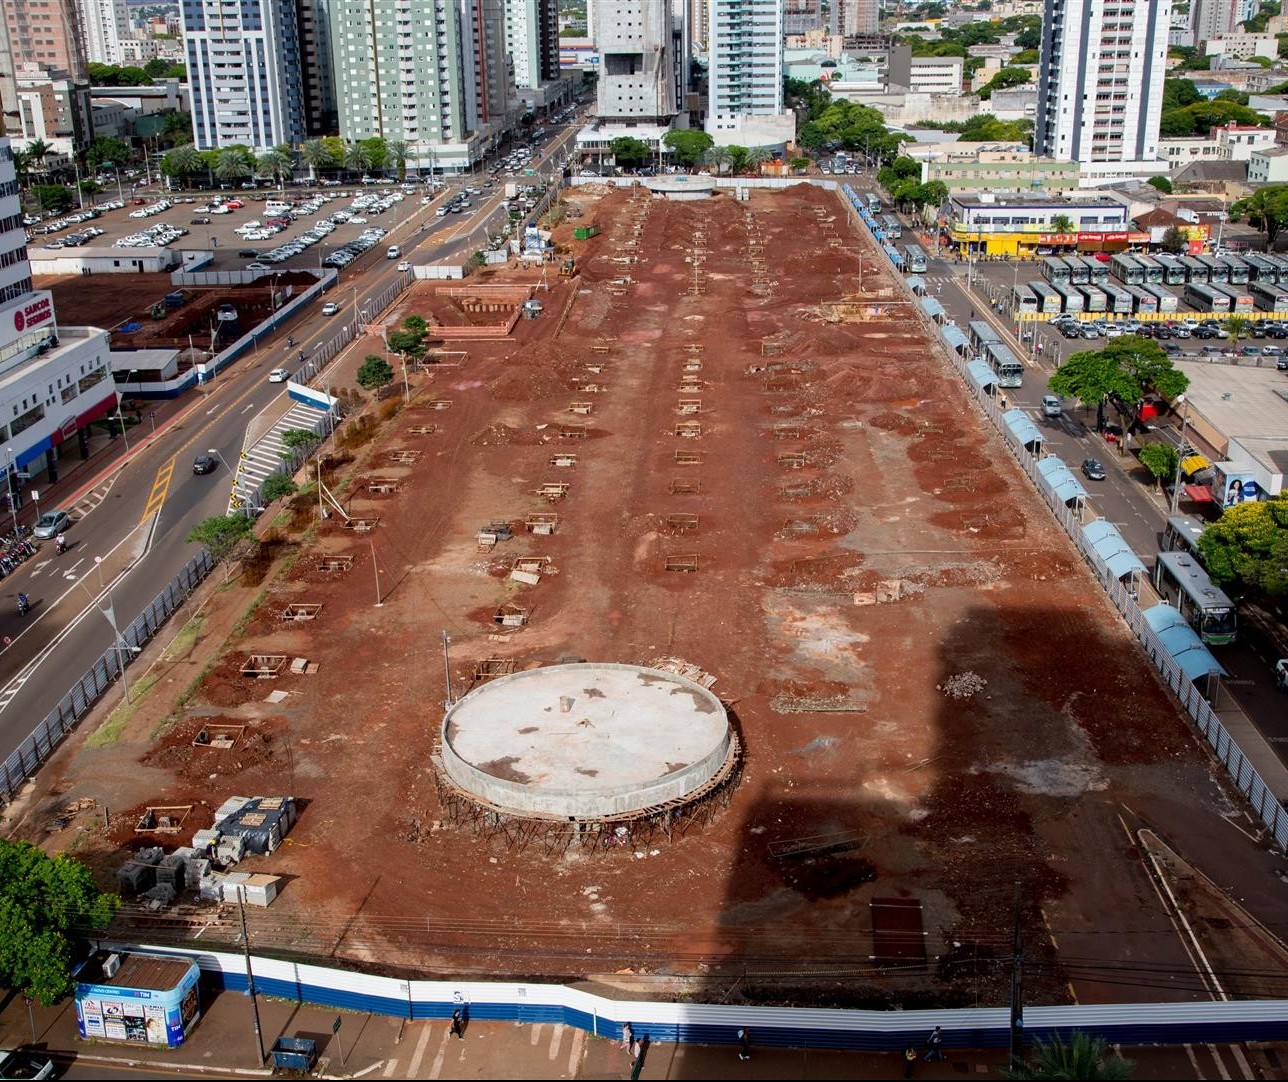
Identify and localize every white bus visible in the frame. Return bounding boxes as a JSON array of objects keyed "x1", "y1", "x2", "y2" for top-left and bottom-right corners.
[
  {"x1": 1028, "y1": 281, "x2": 1063, "y2": 315},
  {"x1": 1079, "y1": 285, "x2": 1108, "y2": 313},
  {"x1": 1012, "y1": 286, "x2": 1039, "y2": 316},
  {"x1": 1249, "y1": 279, "x2": 1288, "y2": 312},
  {"x1": 1100, "y1": 282, "x2": 1134, "y2": 314},
  {"x1": 1110, "y1": 253, "x2": 1145, "y2": 286},
  {"x1": 1183, "y1": 283, "x2": 1231, "y2": 313},
  {"x1": 1135, "y1": 255, "x2": 1165, "y2": 284},
  {"x1": 1124, "y1": 285, "x2": 1158, "y2": 314},
  {"x1": 1141, "y1": 283, "x2": 1179, "y2": 314},
  {"x1": 1153, "y1": 551, "x2": 1237, "y2": 646},
  {"x1": 1051, "y1": 282, "x2": 1085, "y2": 313}
]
